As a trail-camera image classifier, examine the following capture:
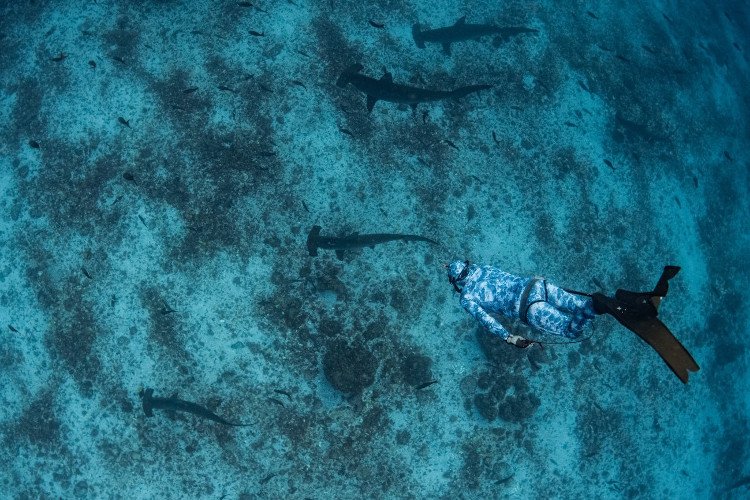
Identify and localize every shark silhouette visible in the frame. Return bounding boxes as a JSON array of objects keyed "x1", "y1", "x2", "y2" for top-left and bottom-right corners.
[
  {"x1": 307, "y1": 225, "x2": 438, "y2": 260},
  {"x1": 336, "y1": 64, "x2": 491, "y2": 112},
  {"x1": 413, "y1": 16, "x2": 538, "y2": 54},
  {"x1": 139, "y1": 388, "x2": 251, "y2": 427}
]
